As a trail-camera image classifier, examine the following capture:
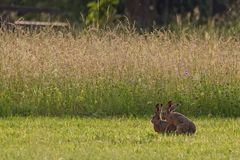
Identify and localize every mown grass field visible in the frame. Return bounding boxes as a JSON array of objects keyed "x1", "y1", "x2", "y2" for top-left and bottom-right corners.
[{"x1": 0, "y1": 117, "x2": 240, "y2": 160}]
